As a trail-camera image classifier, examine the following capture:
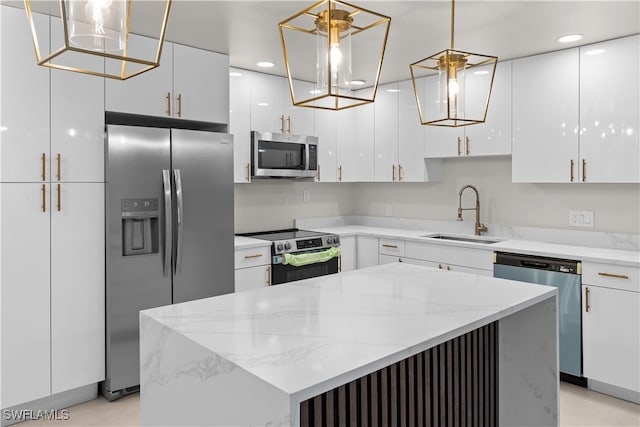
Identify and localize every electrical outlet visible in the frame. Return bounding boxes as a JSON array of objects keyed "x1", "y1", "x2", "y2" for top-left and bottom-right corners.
[
  {"x1": 303, "y1": 189, "x2": 310, "y2": 202},
  {"x1": 384, "y1": 204, "x2": 392, "y2": 217},
  {"x1": 569, "y1": 210, "x2": 594, "y2": 228}
]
